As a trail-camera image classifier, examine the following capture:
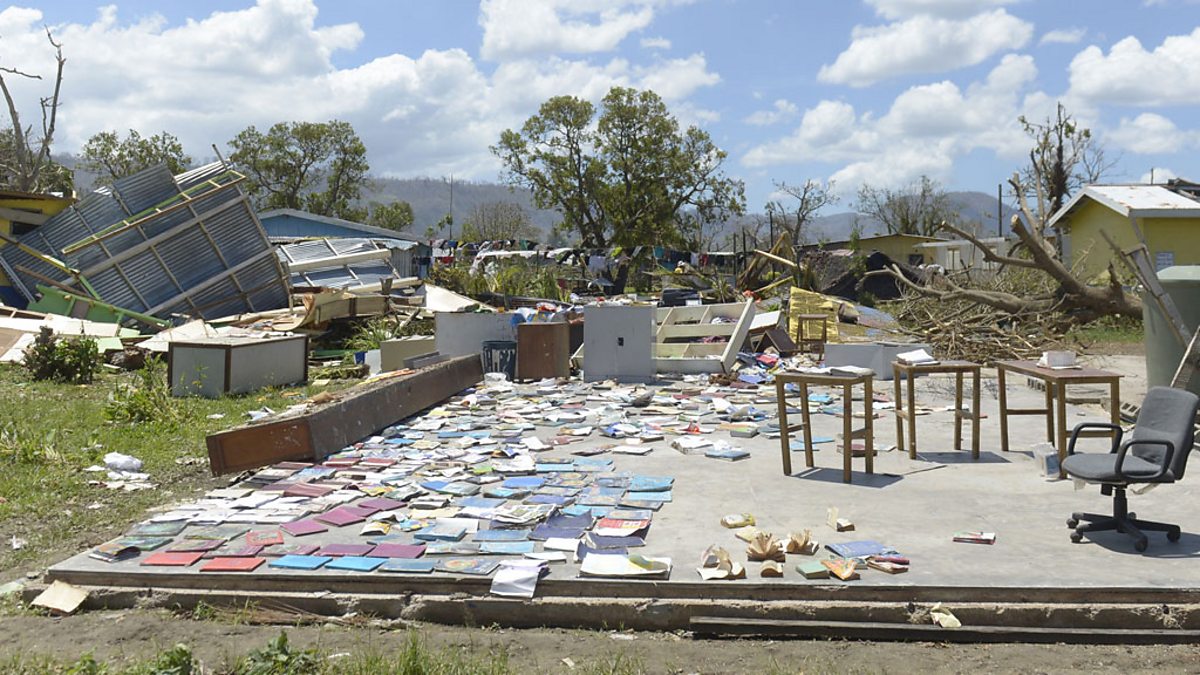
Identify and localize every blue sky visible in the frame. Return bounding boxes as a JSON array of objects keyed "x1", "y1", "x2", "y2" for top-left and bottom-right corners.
[{"x1": 4, "y1": 0, "x2": 1200, "y2": 213}]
